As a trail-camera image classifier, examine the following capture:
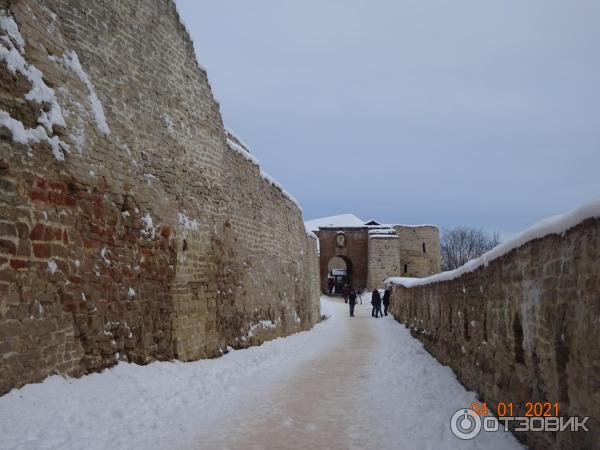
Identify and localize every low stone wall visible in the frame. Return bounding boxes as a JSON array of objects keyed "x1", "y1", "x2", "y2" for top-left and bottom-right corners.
[{"x1": 389, "y1": 218, "x2": 599, "y2": 450}]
